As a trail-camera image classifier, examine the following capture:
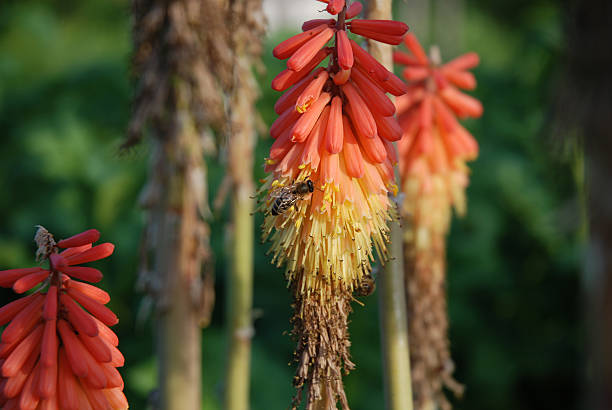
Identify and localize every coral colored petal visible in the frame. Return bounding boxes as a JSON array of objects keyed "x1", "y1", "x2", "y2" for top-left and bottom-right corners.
[
  {"x1": 0, "y1": 293, "x2": 38, "y2": 326},
  {"x1": 273, "y1": 24, "x2": 328, "y2": 60},
  {"x1": 1, "y1": 294, "x2": 44, "y2": 345},
  {"x1": 38, "y1": 355, "x2": 58, "y2": 399},
  {"x1": 61, "y1": 294, "x2": 99, "y2": 337},
  {"x1": 57, "y1": 320, "x2": 89, "y2": 378},
  {"x1": 93, "y1": 318, "x2": 119, "y2": 347},
  {"x1": 346, "y1": 1, "x2": 363, "y2": 19},
  {"x1": 3, "y1": 341, "x2": 39, "y2": 398},
  {"x1": 67, "y1": 288, "x2": 118, "y2": 327},
  {"x1": 326, "y1": 0, "x2": 345, "y2": 14},
  {"x1": 443, "y1": 52, "x2": 480, "y2": 71},
  {"x1": 403, "y1": 33, "x2": 429, "y2": 65},
  {"x1": 325, "y1": 96, "x2": 344, "y2": 154},
  {"x1": 59, "y1": 267, "x2": 103, "y2": 283},
  {"x1": 440, "y1": 86, "x2": 483, "y2": 118},
  {"x1": 58, "y1": 348, "x2": 81, "y2": 409},
  {"x1": 64, "y1": 243, "x2": 114, "y2": 266},
  {"x1": 349, "y1": 19, "x2": 409, "y2": 36},
  {"x1": 18, "y1": 360, "x2": 41, "y2": 410},
  {"x1": 332, "y1": 68, "x2": 351, "y2": 85},
  {"x1": 393, "y1": 51, "x2": 421, "y2": 66},
  {"x1": 40, "y1": 319, "x2": 58, "y2": 368},
  {"x1": 295, "y1": 70, "x2": 329, "y2": 113},
  {"x1": 272, "y1": 48, "x2": 331, "y2": 91},
  {"x1": 59, "y1": 244, "x2": 93, "y2": 259},
  {"x1": 402, "y1": 66, "x2": 430, "y2": 81},
  {"x1": 0, "y1": 268, "x2": 45, "y2": 288},
  {"x1": 12, "y1": 270, "x2": 49, "y2": 293},
  {"x1": 270, "y1": 128, "x2": 293, "y2": 161},
  {"x1": 68, "y1": 281, "x2": 111, "y2": 305},
  {"x1": 356, "y1": 133, "x2": 387, "y2": 164},
  {"x1": 39, "y1": 395, "x2": 59, "y2": 410},
  {"x1": 79, "y1": 332, "x2": 112, "y2": 364},
  {"x1": 57, "y1": 229, "x2": 100, "y2": 249},
  {"x1": 372, "y1": 112, "x2": 403, "y2": 142},
  {"x1": 321, "y1": 150, "x2": 340, "y2": 186},
  {"x1": 342, "y1": 82, "x2": 377, "y2": 138},
  {"x1": 274, "y1": 67, "x2": 325, "y2": 114},
  {"x1": 287, "y1": 27, "x2": 334, "y2": 72},
  {"x1": 341, "y1": 116, "x2": 365, "y2": 178},
  {"x1": 350, "y1": 67, "x2": 395, "y2": 117},
  {"x1": 302, "y1": 19, "x2": 335, "y2": 32},
  {"x1": 84, "y1": 387, "x2": 112, "y2": 410},
  {"x1": 2, "y1": 323, "x2": 43, "y2": 378},
  {"x1": 104, "y1": 388, "x2": 128, "y2": 409},
  {"x1": 337, "y1": 30, "x2": 353, "y2": 70},
  {"x1": 382, "y1": 139, "x2": 398, "y2": 165},
  {"x1": 349, "y1": 26, "x2": 405, "y2": 45},
  {"x1": 270, "y1": 106, "x2": 301, "y2": 139},
  {"x1": 300, "y1": 105, "x2": 329, "y2": 170},
  {"x1": 350, "y1": 39, "x2": 389, "y2": 82},
  {"x1": 291, "y1": 92, "x2": 331, "y2": 142},
  {"x1": 441, "y1": 68, "x2": 477, "y2": 90},
  {"x1": 43, "y1": 285, "x2": 59, "y2": 320}
]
